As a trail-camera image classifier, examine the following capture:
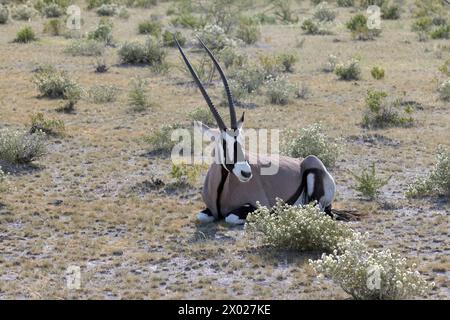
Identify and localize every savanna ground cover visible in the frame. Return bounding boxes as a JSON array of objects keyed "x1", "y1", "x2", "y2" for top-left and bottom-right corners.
[{"x1": 0, "y1": 0, "x2": 449, "y2": 299}]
